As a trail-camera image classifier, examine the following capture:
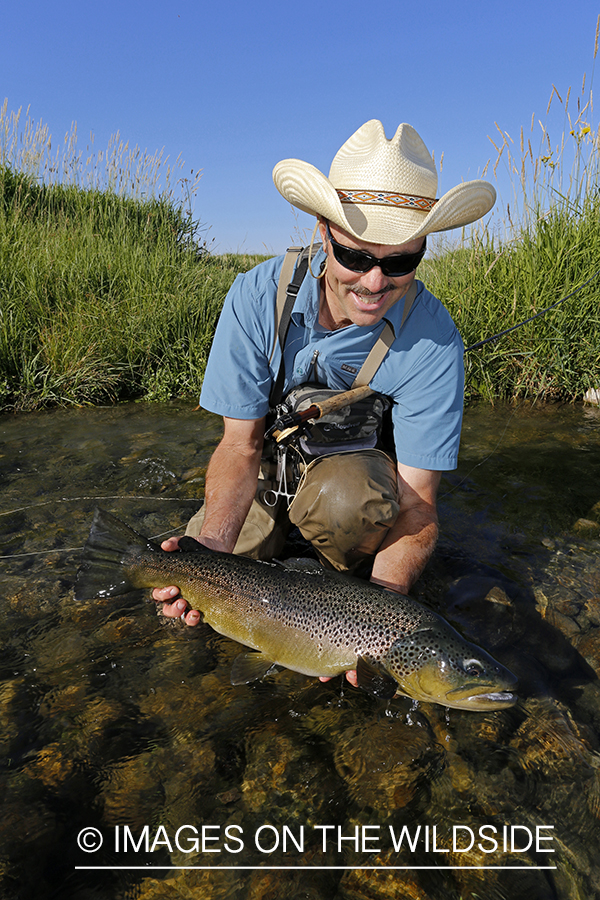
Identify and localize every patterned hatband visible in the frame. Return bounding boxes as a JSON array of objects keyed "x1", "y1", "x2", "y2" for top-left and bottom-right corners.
[{"x1": 336, "y1": 189, "x2": 437, "y2": 211}]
